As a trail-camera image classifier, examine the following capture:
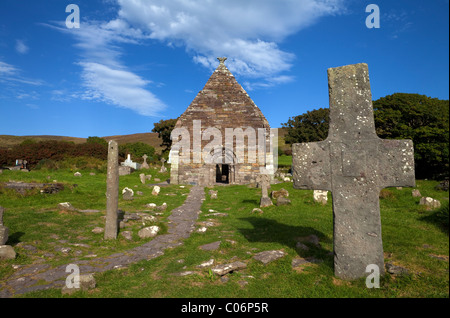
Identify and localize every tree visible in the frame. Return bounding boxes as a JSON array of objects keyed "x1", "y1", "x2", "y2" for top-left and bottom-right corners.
[
  {"x1": 86, "y1": 136, "x2": 108, "y2": 147},
  {"x1": 281, "y1": 93, "x2": 449, "y2": 180},
  {"x1": 373, "y1": 93, "x2": 449, "y2": 179},
  {"x1": 120, "y1": 142, "x2": 155, "y2": 162},
  {"x1": 281, "y1": 108, "x2": 329, "y2": 144},
  {"x1": 152, "y1": 118, "x2": 178, "y2": 152}
]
